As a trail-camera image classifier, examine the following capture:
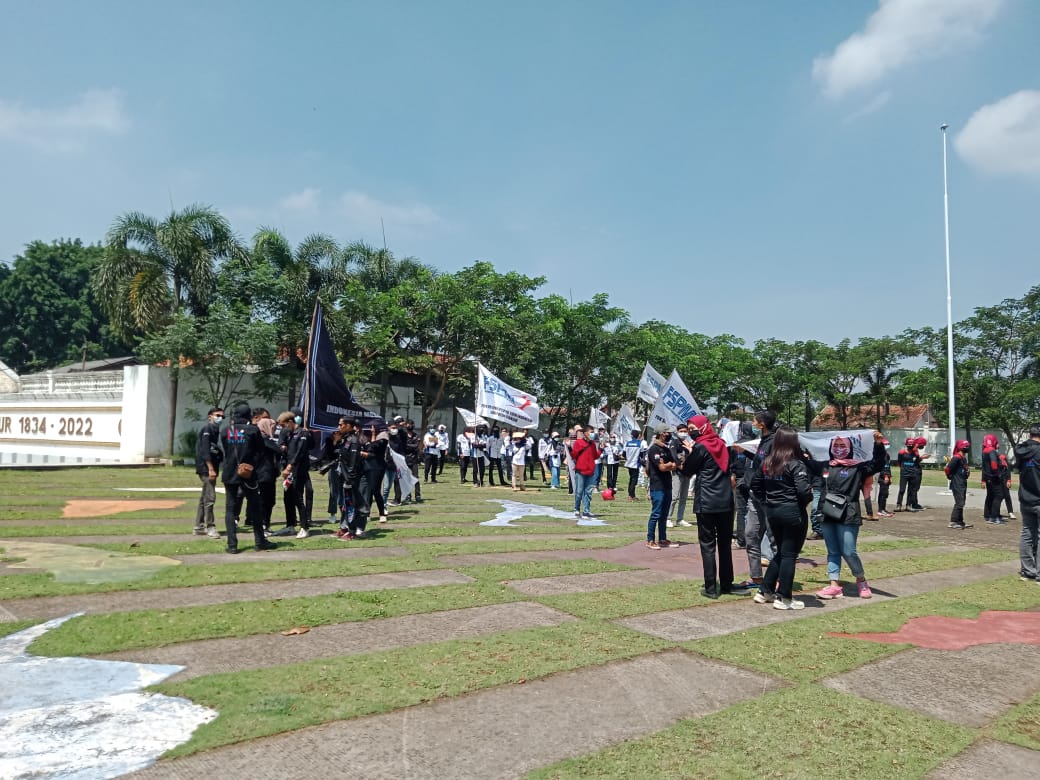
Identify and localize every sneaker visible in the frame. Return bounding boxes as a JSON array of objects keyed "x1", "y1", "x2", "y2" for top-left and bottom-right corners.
[
  {"x1": 255, "y1": 541, "x2": 278, "y2": 551},
  {"x1": 773, "y1": 598, "x2": 805, "y2": 610},
  {"x1": 192, "y1": 528, "x2": 206, "y2": 536},
  {"x1": 225, "y1": 546, "x2": 239, "y2": 555},
  {"x1": 646, "y1": 540, "x2": 661, "y2": 550},
  {"x1": 379, "y1": 515, "x2": 388, "y2": 523},
  {"x1": 996, "y1": 518, "x2": 1009, "y2": 525},
  {"x1": 355, "y1": 530, "x2": 366, "y2": 538},
  {"x1": 807, "y1": 532, "x2": 824, "y2": 541},
  {"x1": 857, "y1": 580, "x2": 872, "y2": 599},
  {"x1": 950, "y1": 522, "x2": 973, "y2": 529},
  {"x1": 753, "y1": 591, "x2": 775, "y2": 604},
  {"x1": 878, "y1": 510, "x2": 894, "y2": 518},
  {"x1": 908, "y1": 507, "x2": 923, "y2": 513},
  {"x1": 388, "y1": 500, "x2": 401, "y2": 507},
  {"x1": 582, "y1": 513, "x2": 597, "y2": 520},
  {"x1": 700, "y1": 587, "x2": 720, "y2": 600},
  {"x1": 1021, "y1": 573, "x2": 1035, "y2": 581},
  {"x1": 295, "y1": 527, "x2": 309, "y2": 539},
  {"x1": 1009, "y1": 512, "x2": 1017, "y2": 520},
  {"x1": 326, "y1": 514, "x2": 337, "y2": 524},
  {"x1": 574, "y1": 511, "x2": 582, "y2": 519},
  {"x1": 264, "y1": 529, "x2": 272, "y2": 538},
  {"x1": 666, "y1": 520, "x2": 675, "y2": 528},
  {"x1": 894, "y1": 505, "x2": 903, "y2": 512},
  {"x1": 985, "y1": 517, "x2": 997, "y2": 524},
  {"x1": 659, "y1": 539, "x2": 677, "y2": 548},
  {"x1": 817, "y1": 584, "x2": 844, "y2": 599},
  {"x1": 273, "y1": 526, "x2": 297, "y2": 537},
  {"x1": 678, "y1": 519, "x2": 693, "y2": 527},
  {"x1": 206, "y1": 527, "x2": 221, "y2": 539}
]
